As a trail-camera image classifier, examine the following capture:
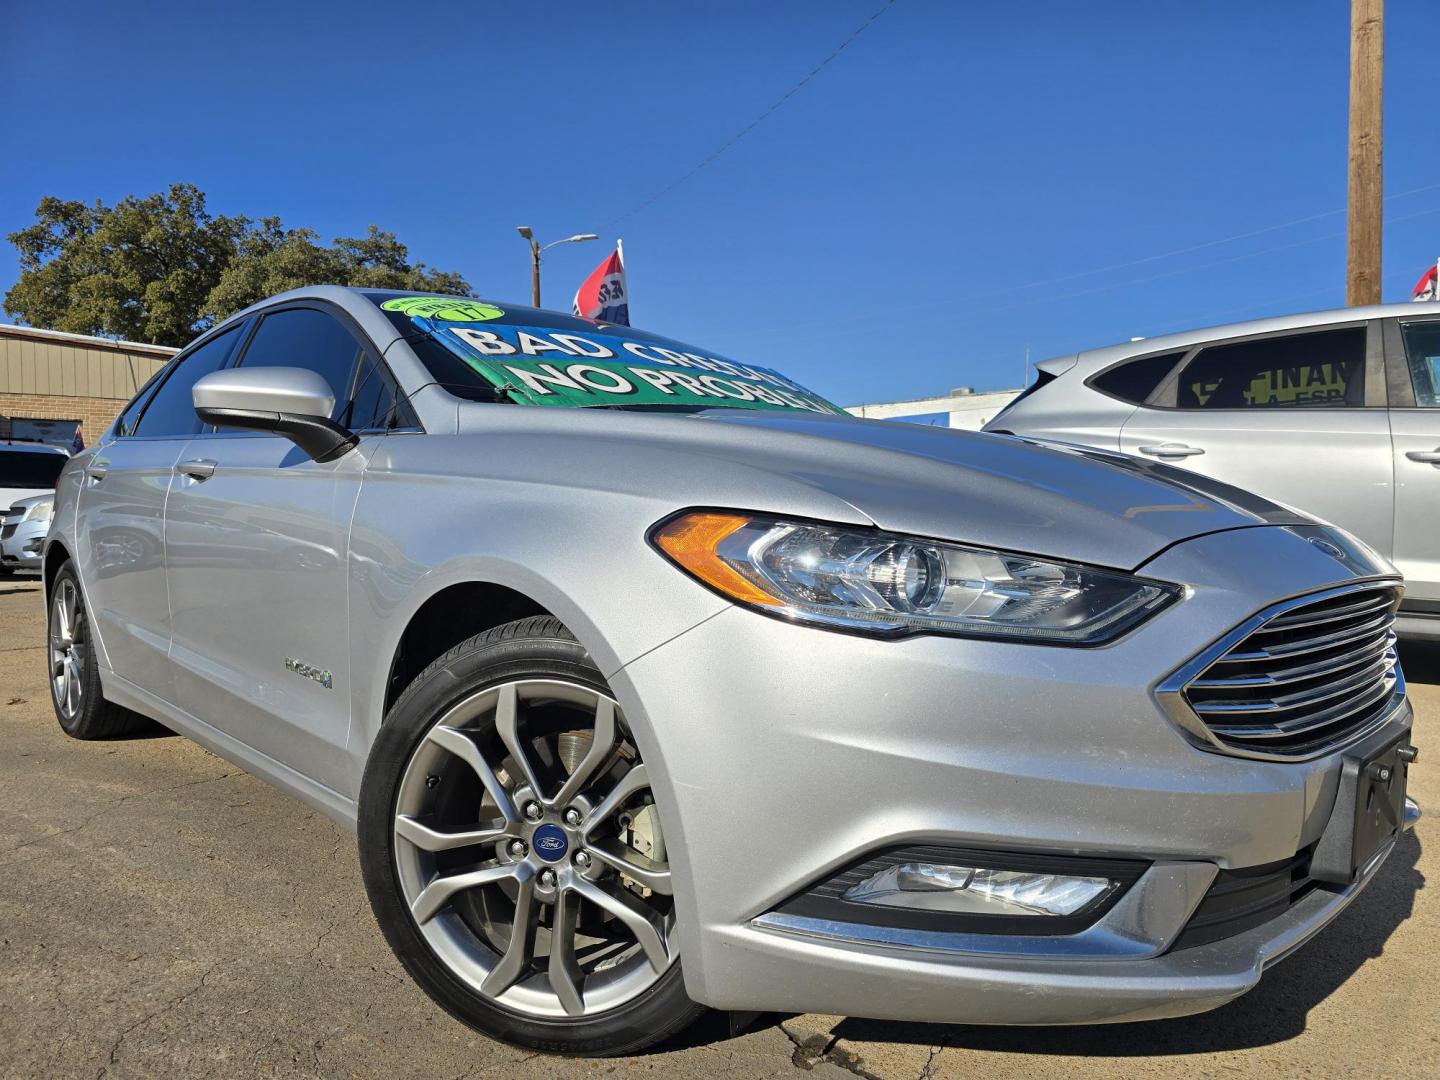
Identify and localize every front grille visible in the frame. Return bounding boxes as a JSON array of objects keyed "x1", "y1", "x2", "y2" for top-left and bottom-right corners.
[
  {"x1": 0, "y1": 523, "x2": 15, "y2": 540},
  {"x1": 1170, "y1": 847, "x2": 1319, "y2": 951},
  {"x1": 1180, "y1": 585, "x2": 1402, "y2": 758}
]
